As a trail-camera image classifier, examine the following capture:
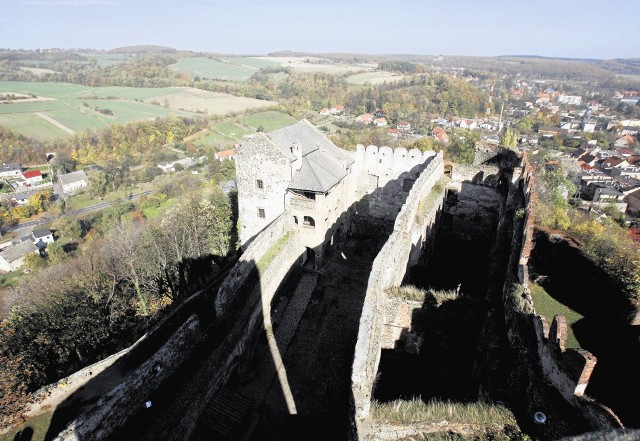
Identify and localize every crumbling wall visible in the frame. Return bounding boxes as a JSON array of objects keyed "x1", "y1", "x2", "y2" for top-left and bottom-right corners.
[
  {"x1": 501, "y1": 156, "x2": 623, "y2": 436},
  {"x1": 350, "y1": 151, "x2": 444, "y2": 439}
]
